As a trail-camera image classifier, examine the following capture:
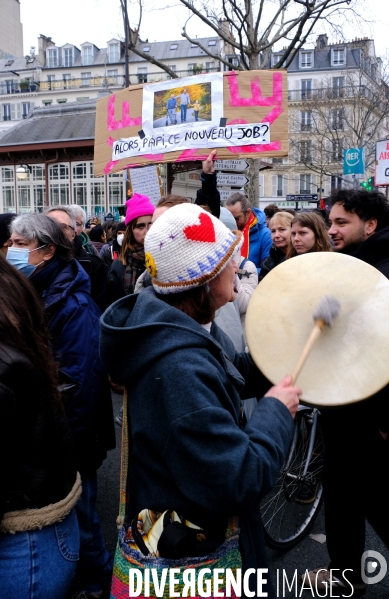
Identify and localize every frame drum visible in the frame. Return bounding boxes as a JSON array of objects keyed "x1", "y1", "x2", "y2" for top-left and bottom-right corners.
[{"x1": 246, "y1": 252, "x2": 389, "y2": 406}]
